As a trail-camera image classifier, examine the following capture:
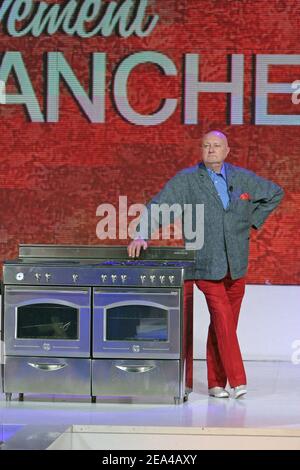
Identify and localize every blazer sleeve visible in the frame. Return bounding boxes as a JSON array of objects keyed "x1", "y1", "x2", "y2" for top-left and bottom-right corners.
[
  {"x1": 247, "y1": 172, "x2": 284, "y2": 230},
  {"x1": 135, "y1": 174, "x2": 185, "y2": 240}
]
